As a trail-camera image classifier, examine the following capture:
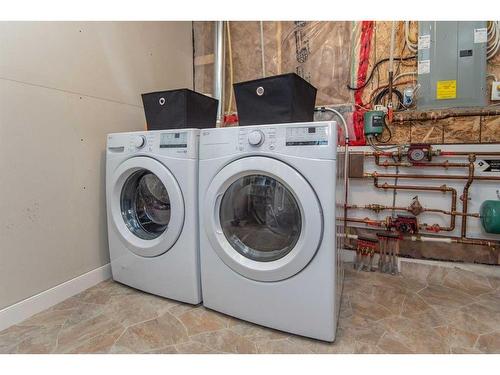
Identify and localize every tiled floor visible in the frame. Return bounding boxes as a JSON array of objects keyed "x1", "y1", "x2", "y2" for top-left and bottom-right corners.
[{"x1": 1, "y1": 262, "x2": 499, "y2": 354}]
